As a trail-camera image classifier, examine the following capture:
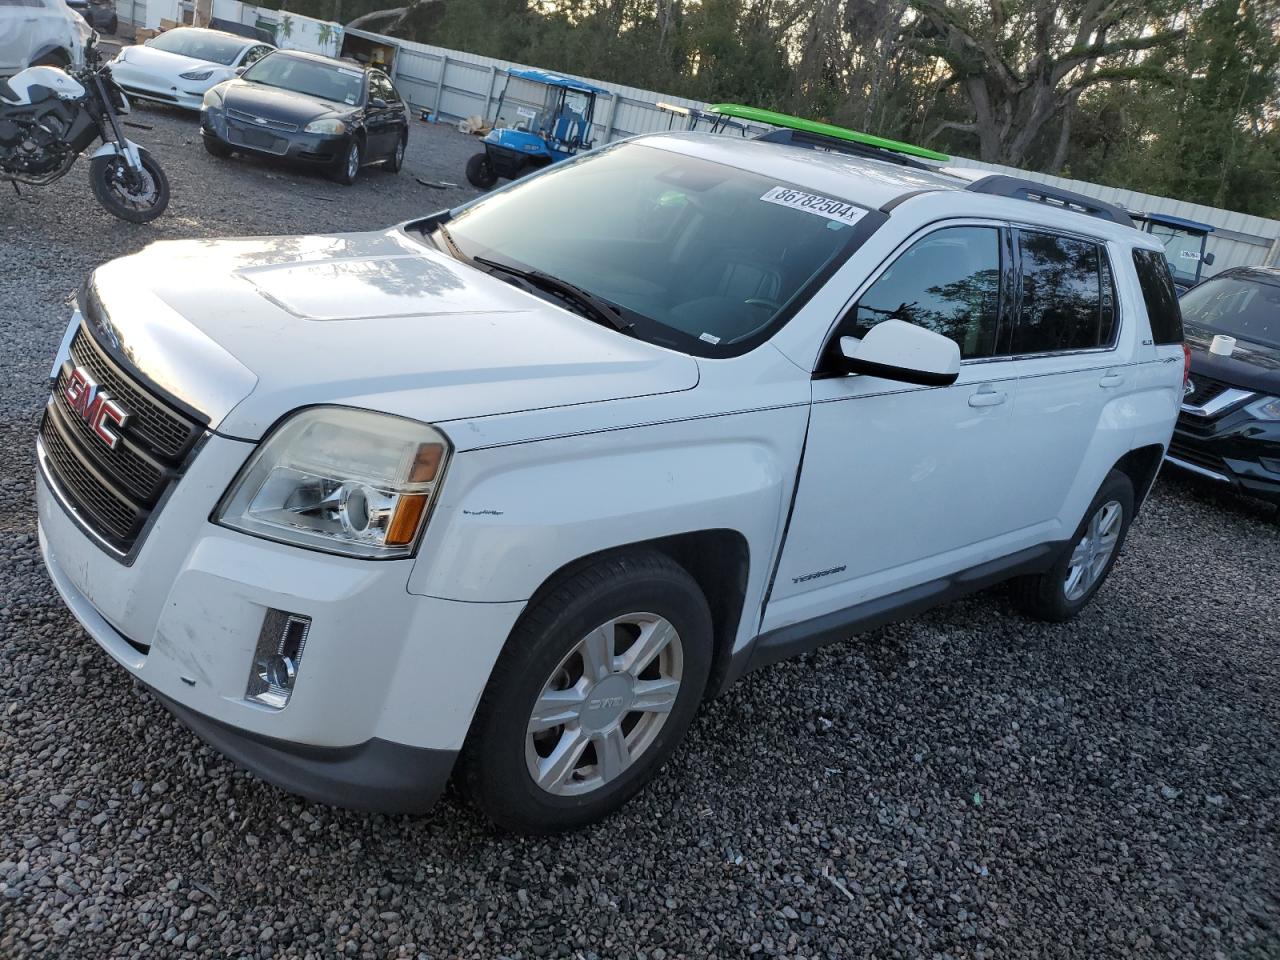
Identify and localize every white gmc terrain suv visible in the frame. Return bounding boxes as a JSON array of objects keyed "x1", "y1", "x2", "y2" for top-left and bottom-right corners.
[{"x1": 37, "y1": 132, "x2": 1187, "y2": 832}]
